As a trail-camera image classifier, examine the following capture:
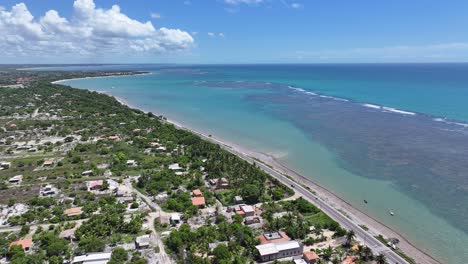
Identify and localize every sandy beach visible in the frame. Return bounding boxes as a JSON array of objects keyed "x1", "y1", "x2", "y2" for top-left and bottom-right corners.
[{"x1": 56, "y1": 75, "x2": 440, "y2": 264}]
